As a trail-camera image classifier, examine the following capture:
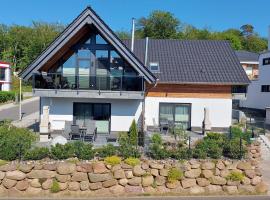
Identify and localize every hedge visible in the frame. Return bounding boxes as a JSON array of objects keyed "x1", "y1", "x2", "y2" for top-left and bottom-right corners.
[{"x1": 0, "y1": 91, "x2": 16, "y2": 103}]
